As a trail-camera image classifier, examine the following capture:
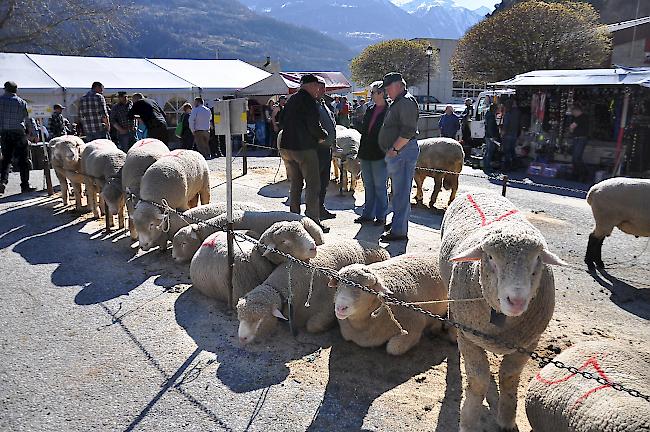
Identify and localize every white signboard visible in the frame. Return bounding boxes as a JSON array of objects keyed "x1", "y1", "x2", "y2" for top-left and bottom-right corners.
[{"x1": 28, "y1": 104, "x2": 52, "y2": 118}]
